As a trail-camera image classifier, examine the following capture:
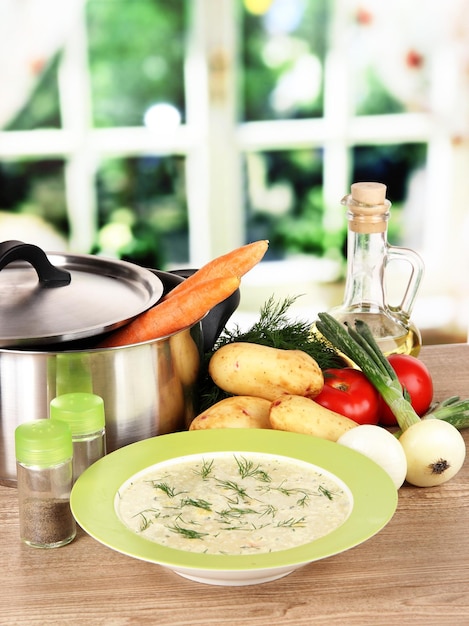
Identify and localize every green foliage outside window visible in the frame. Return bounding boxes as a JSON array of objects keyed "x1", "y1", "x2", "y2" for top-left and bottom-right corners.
[{"x1": 0, "y1": 0, "x2": 427, "y2": 267}]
